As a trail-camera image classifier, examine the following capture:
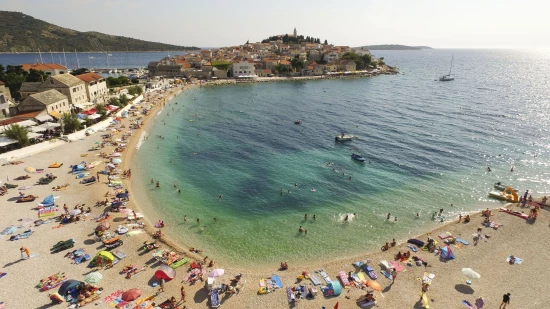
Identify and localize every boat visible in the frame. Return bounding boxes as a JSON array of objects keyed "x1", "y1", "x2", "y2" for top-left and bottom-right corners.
[
  {"x1": 294, "y1": 120, "x2": 302, "y2": 125},
  {"x1": 335, "y1": 134, "x2": 354, "y2": 142},
  {"x1": 494, "y1": 182, "x2": 518, "y2": 192},
  {"x1": 351, "y1": 153, "x2": 365, "y2": 162},
  {"x1": 439, "y1": 55, "x2": 455, "y2": 81},
  {"x1": 488, "y1": 187, "x2": 519, "y2": 203}
]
